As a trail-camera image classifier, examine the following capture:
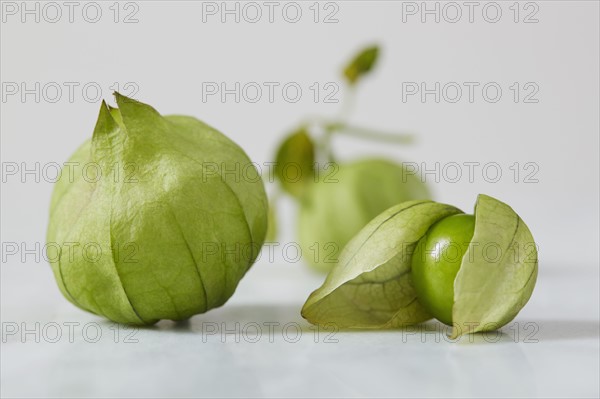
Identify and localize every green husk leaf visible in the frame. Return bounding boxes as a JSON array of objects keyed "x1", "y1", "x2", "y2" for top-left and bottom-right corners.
[
  {"x1": 343, "y1": 45, "x2": 380, "y2": 85},
  {"x1": 301, "y1": 200, "x2": 462, "y2": 329},
  {"x1": 274, "y1": 128, "x2": 315, "y2": 199},
  {"x1": 451, "y1": 194, "x2": 538, "y2": 338}
]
